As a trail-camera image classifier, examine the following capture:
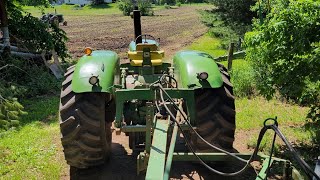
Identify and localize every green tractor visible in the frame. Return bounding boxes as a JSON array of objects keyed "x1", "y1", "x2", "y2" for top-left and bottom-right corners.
[{"x1": 59, "y1": 10, "x2": 319, "y2": 180}]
